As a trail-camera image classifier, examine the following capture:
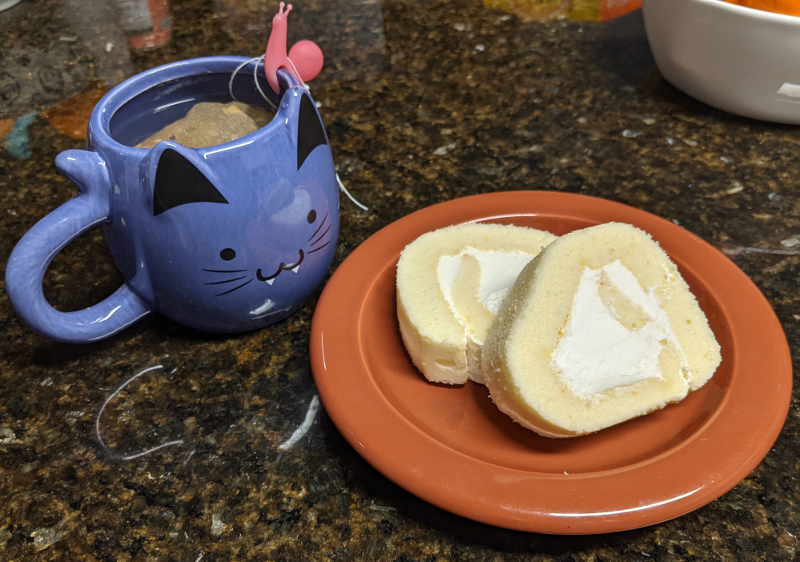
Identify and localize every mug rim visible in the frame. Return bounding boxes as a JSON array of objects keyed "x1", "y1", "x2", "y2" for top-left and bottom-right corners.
[{"x1": 90, "y1": 56, "x2": 291, "y2": 156}]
